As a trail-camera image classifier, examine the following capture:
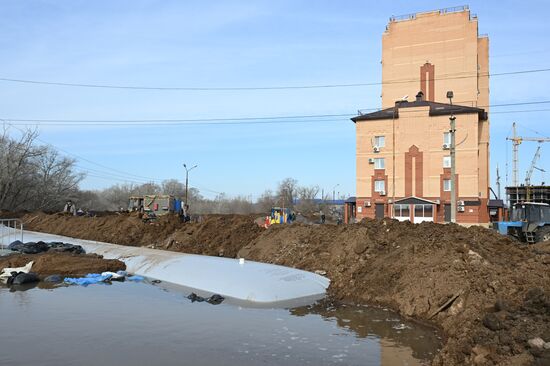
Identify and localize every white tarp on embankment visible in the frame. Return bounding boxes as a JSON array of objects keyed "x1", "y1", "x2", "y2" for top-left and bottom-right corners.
[{"x1": 20, "y1": 231, "x2": 330, "y2": 306}]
